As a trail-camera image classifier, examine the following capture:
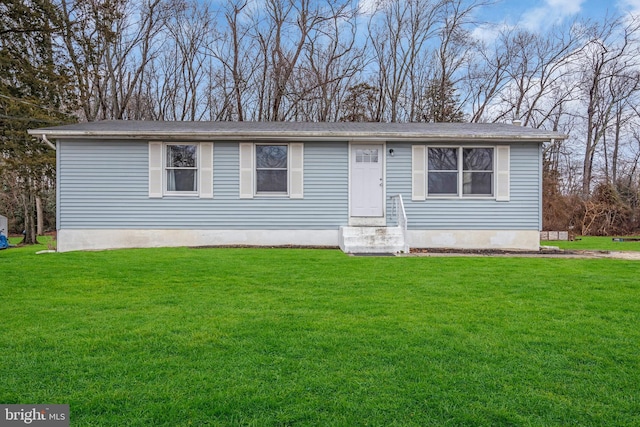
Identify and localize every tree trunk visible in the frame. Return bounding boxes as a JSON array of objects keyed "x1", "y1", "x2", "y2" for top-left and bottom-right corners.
[
  {"x1": 612, "y1": 105, "x2": 622, "y2": 184},
  {"x1": 21, "y1": 189, "x2": 38, "y2": 245},
  {"x1": 36, "y1": 195, "x2": 44, "y2": 236}
]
